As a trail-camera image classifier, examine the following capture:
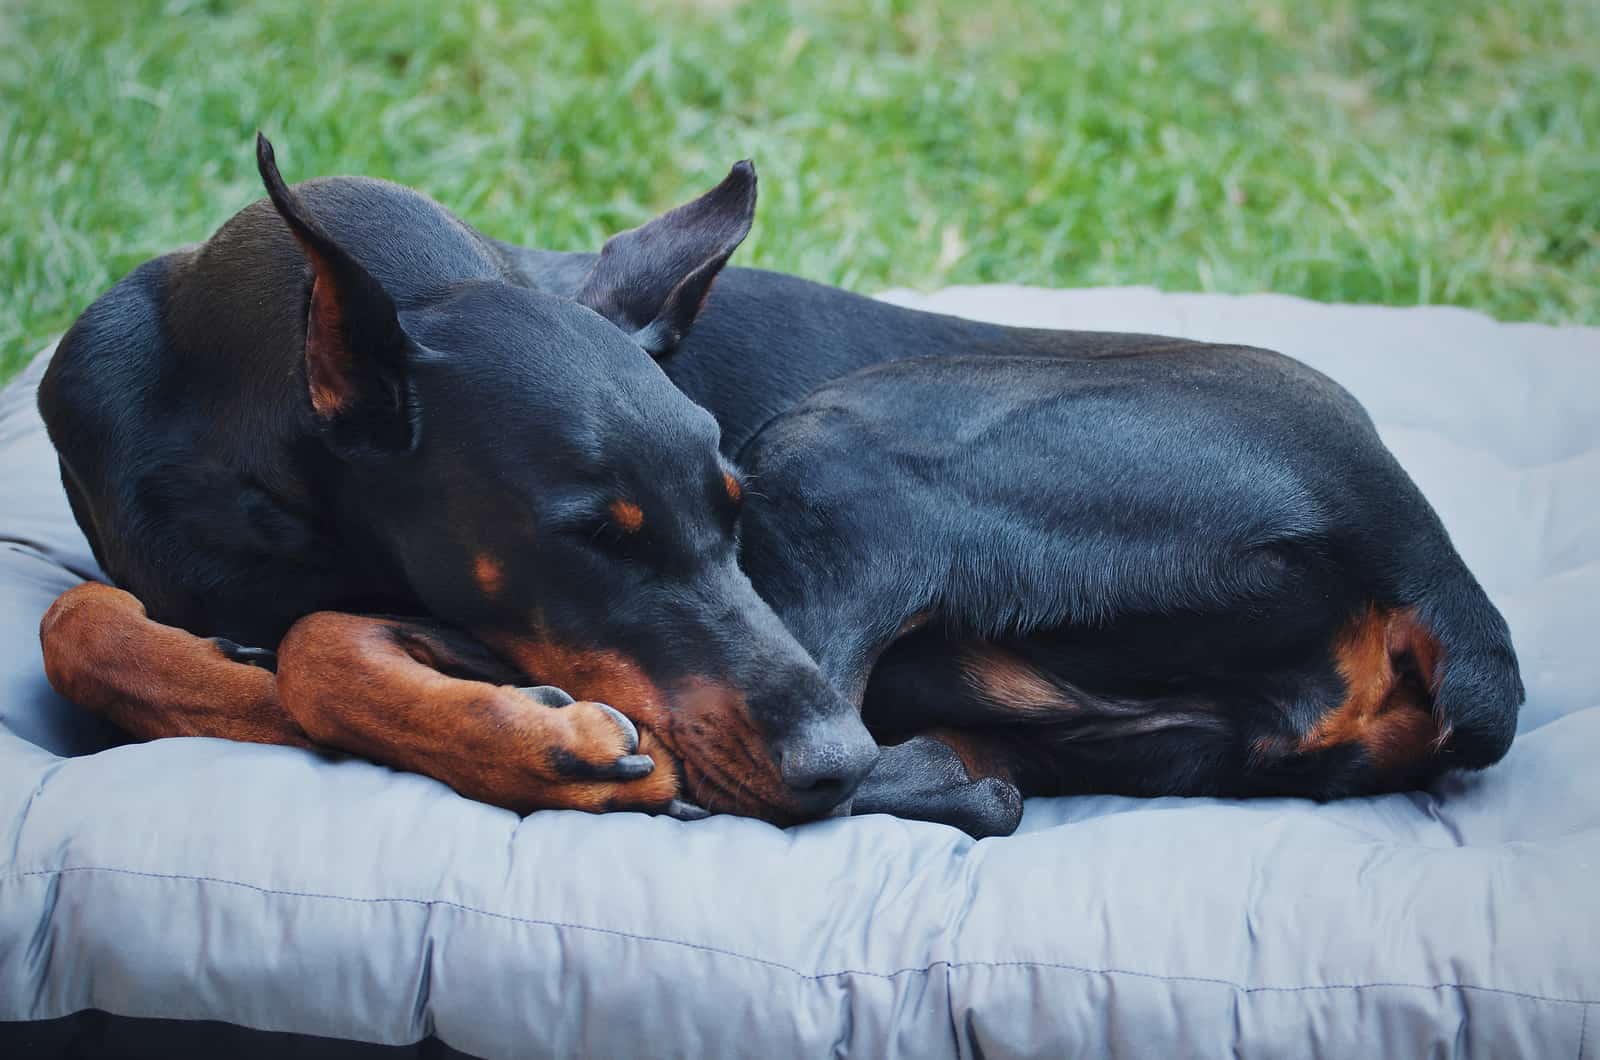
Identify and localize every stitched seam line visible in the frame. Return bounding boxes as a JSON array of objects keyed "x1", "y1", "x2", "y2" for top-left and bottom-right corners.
[
  {"x1": 1, "y1": 864, "x2": 1592, "y2": 1003},
  {"x1": 1579, "y1": 1002, "x2": 1590, "y2": 1060}
]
